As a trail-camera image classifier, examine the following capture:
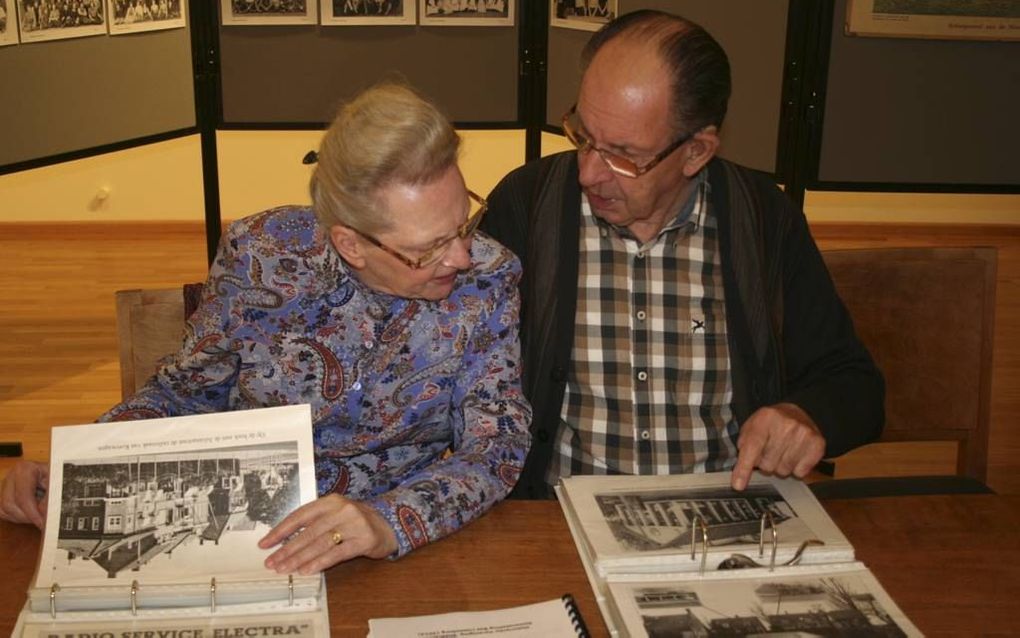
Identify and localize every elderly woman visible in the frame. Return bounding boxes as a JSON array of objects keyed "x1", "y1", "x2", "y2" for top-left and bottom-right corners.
[{"x1": 0, "y1": 83, "x2": 532, "y2": 573}]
